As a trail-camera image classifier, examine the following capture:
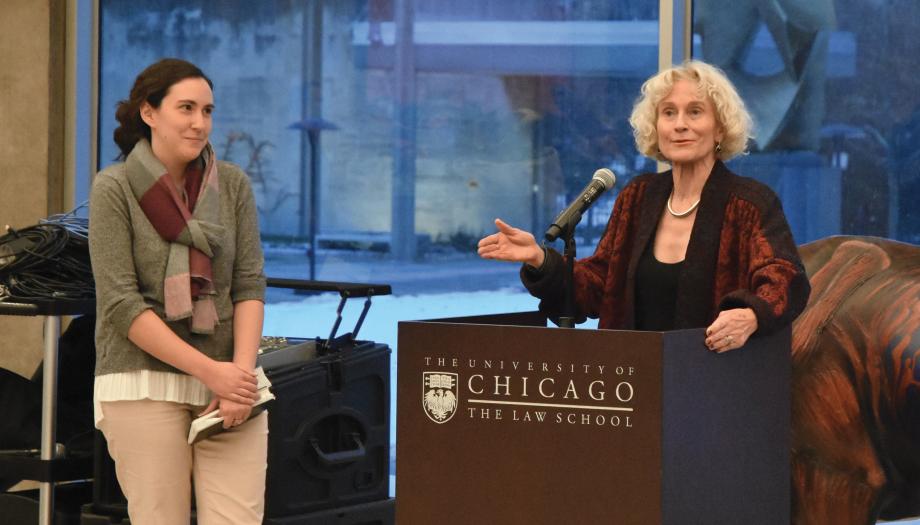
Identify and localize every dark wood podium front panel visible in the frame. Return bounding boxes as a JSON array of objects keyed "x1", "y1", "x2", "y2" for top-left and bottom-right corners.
[
  {"x1": 661, "y1": 328, "x2": 790, "y2": 524},
  {"x1": 397, "y1": 322, "x2": 665, "y2": 524}
]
